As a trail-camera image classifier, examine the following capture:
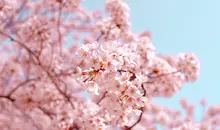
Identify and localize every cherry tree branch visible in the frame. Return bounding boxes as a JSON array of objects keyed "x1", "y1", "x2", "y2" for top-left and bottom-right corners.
[
  {"x1": 97, "y1": 91, "x2": 107, "y2": 105},
  {"x1": 38, "y1": 106, "x2": 55, "y2": 119},
  {"x1": 148, "y1": 70, "x2": 181, "y2": 79},
  {"x1": 7, "y1": 78, "x2": 38, "y2": 97},
  {"x1": 96, "y1": 23, "x2": 114, "y2": 41},
  {"x1": 96, "y1": 31, "x2": 104, "y2": 41},
  {"x1": 0, "y1": 30, "x2": 75, "y2": 110},
  {"x1": 124, "y1": 108, "x2": 144, "y2": 130},
  {"x1": 124, "y1": 84, "x2": 146, "y2": 130},
  {"x1": 0, "y1": 95, "x2": 15, "y2": 102}
]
